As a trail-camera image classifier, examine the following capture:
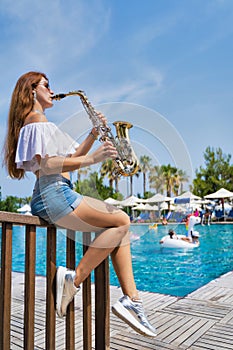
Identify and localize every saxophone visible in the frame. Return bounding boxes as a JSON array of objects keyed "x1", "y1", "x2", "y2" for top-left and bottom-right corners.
[{"x1": 52, "y1": 90, "x2": 139, "y2": 176}]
